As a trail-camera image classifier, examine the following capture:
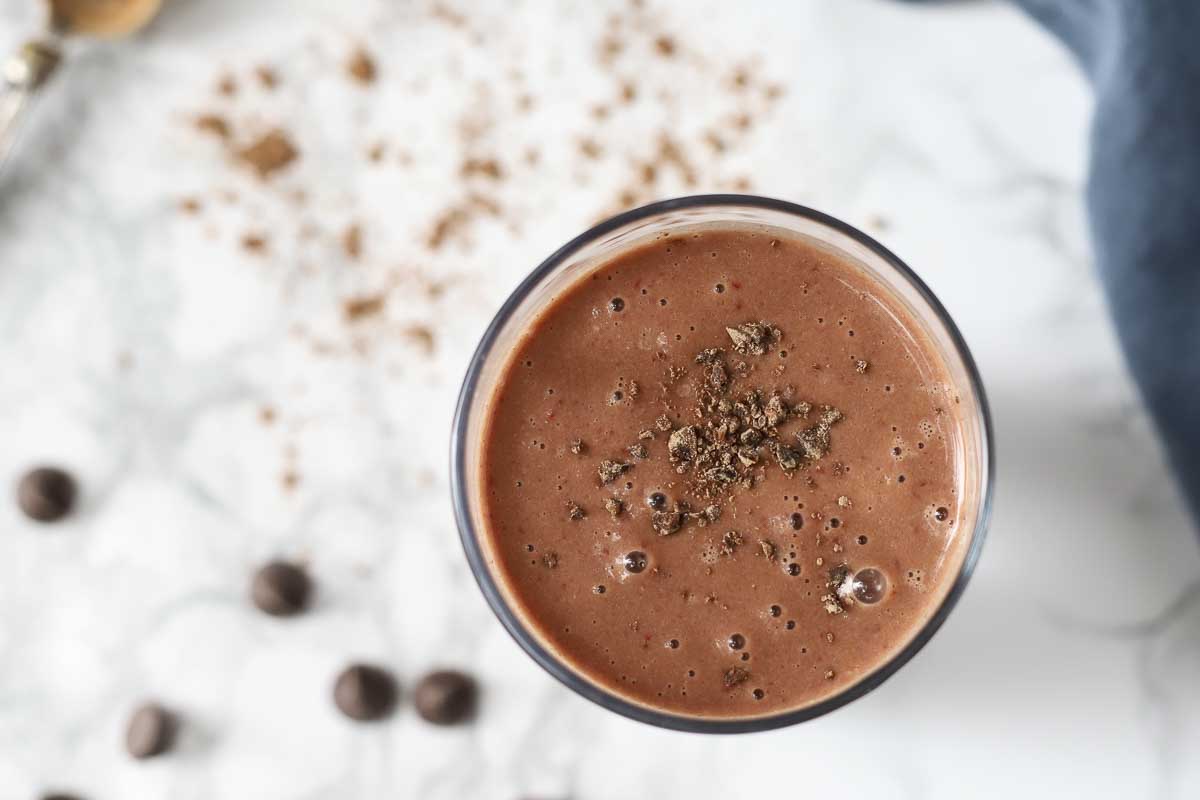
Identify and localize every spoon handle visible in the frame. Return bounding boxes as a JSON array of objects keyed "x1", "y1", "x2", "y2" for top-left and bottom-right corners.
[{"x1": 0, "y1": 39, "x2": 62, "y2": 172}]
